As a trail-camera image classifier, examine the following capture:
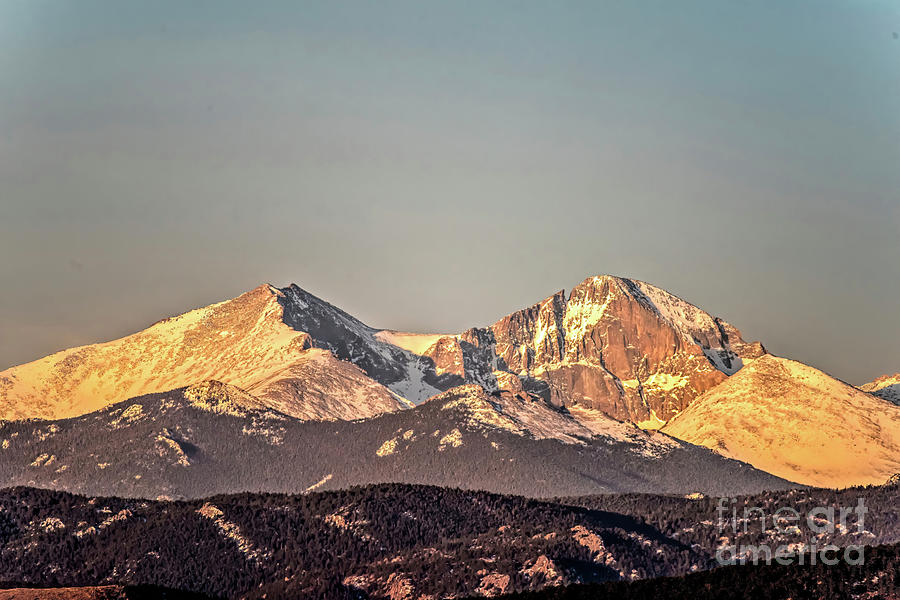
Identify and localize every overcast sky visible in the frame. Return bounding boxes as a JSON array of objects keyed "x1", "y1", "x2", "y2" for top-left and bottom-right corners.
[{"x1": 1, "y1": 1, "x2": 898, "y2": 384}]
